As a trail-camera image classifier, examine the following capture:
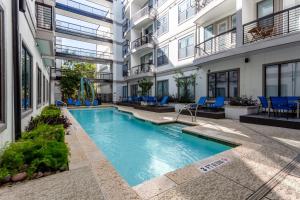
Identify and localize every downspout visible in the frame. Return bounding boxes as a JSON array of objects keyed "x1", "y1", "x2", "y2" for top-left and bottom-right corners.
[{"x1": 12, "y1": 0, "x2": 22, "y2": 140}]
